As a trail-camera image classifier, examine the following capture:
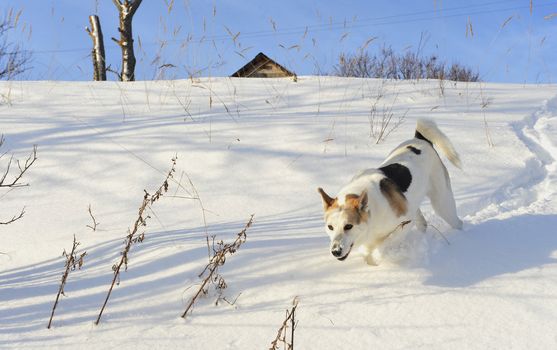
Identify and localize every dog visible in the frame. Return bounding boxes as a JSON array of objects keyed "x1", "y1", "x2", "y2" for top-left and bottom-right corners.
[{"x1": 318, "y1": 119, "x2": 463, "y2": 265}]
